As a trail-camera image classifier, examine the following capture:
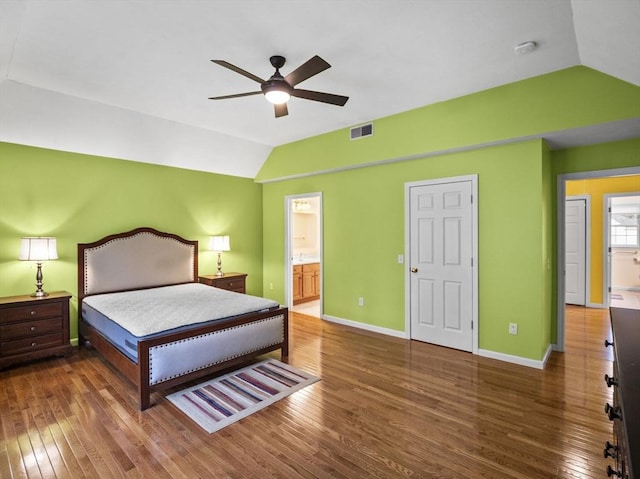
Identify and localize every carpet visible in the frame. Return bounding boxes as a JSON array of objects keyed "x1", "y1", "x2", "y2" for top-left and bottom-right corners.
[{"x1": 167, "y1": 359, "x2": 319, "y2": 433}]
